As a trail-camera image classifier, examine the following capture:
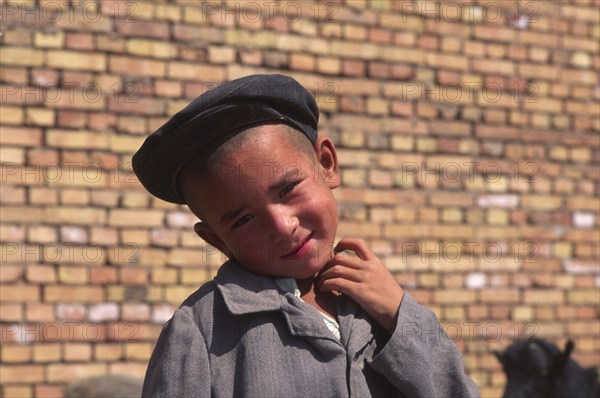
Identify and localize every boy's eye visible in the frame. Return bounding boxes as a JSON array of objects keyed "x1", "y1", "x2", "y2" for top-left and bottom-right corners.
[
  {"x1": 232, "y1": 214, "x2": 253, "y2": 229},
  {"x1": 279, "y1": 181, "x2": 300, "y2": 198}
]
